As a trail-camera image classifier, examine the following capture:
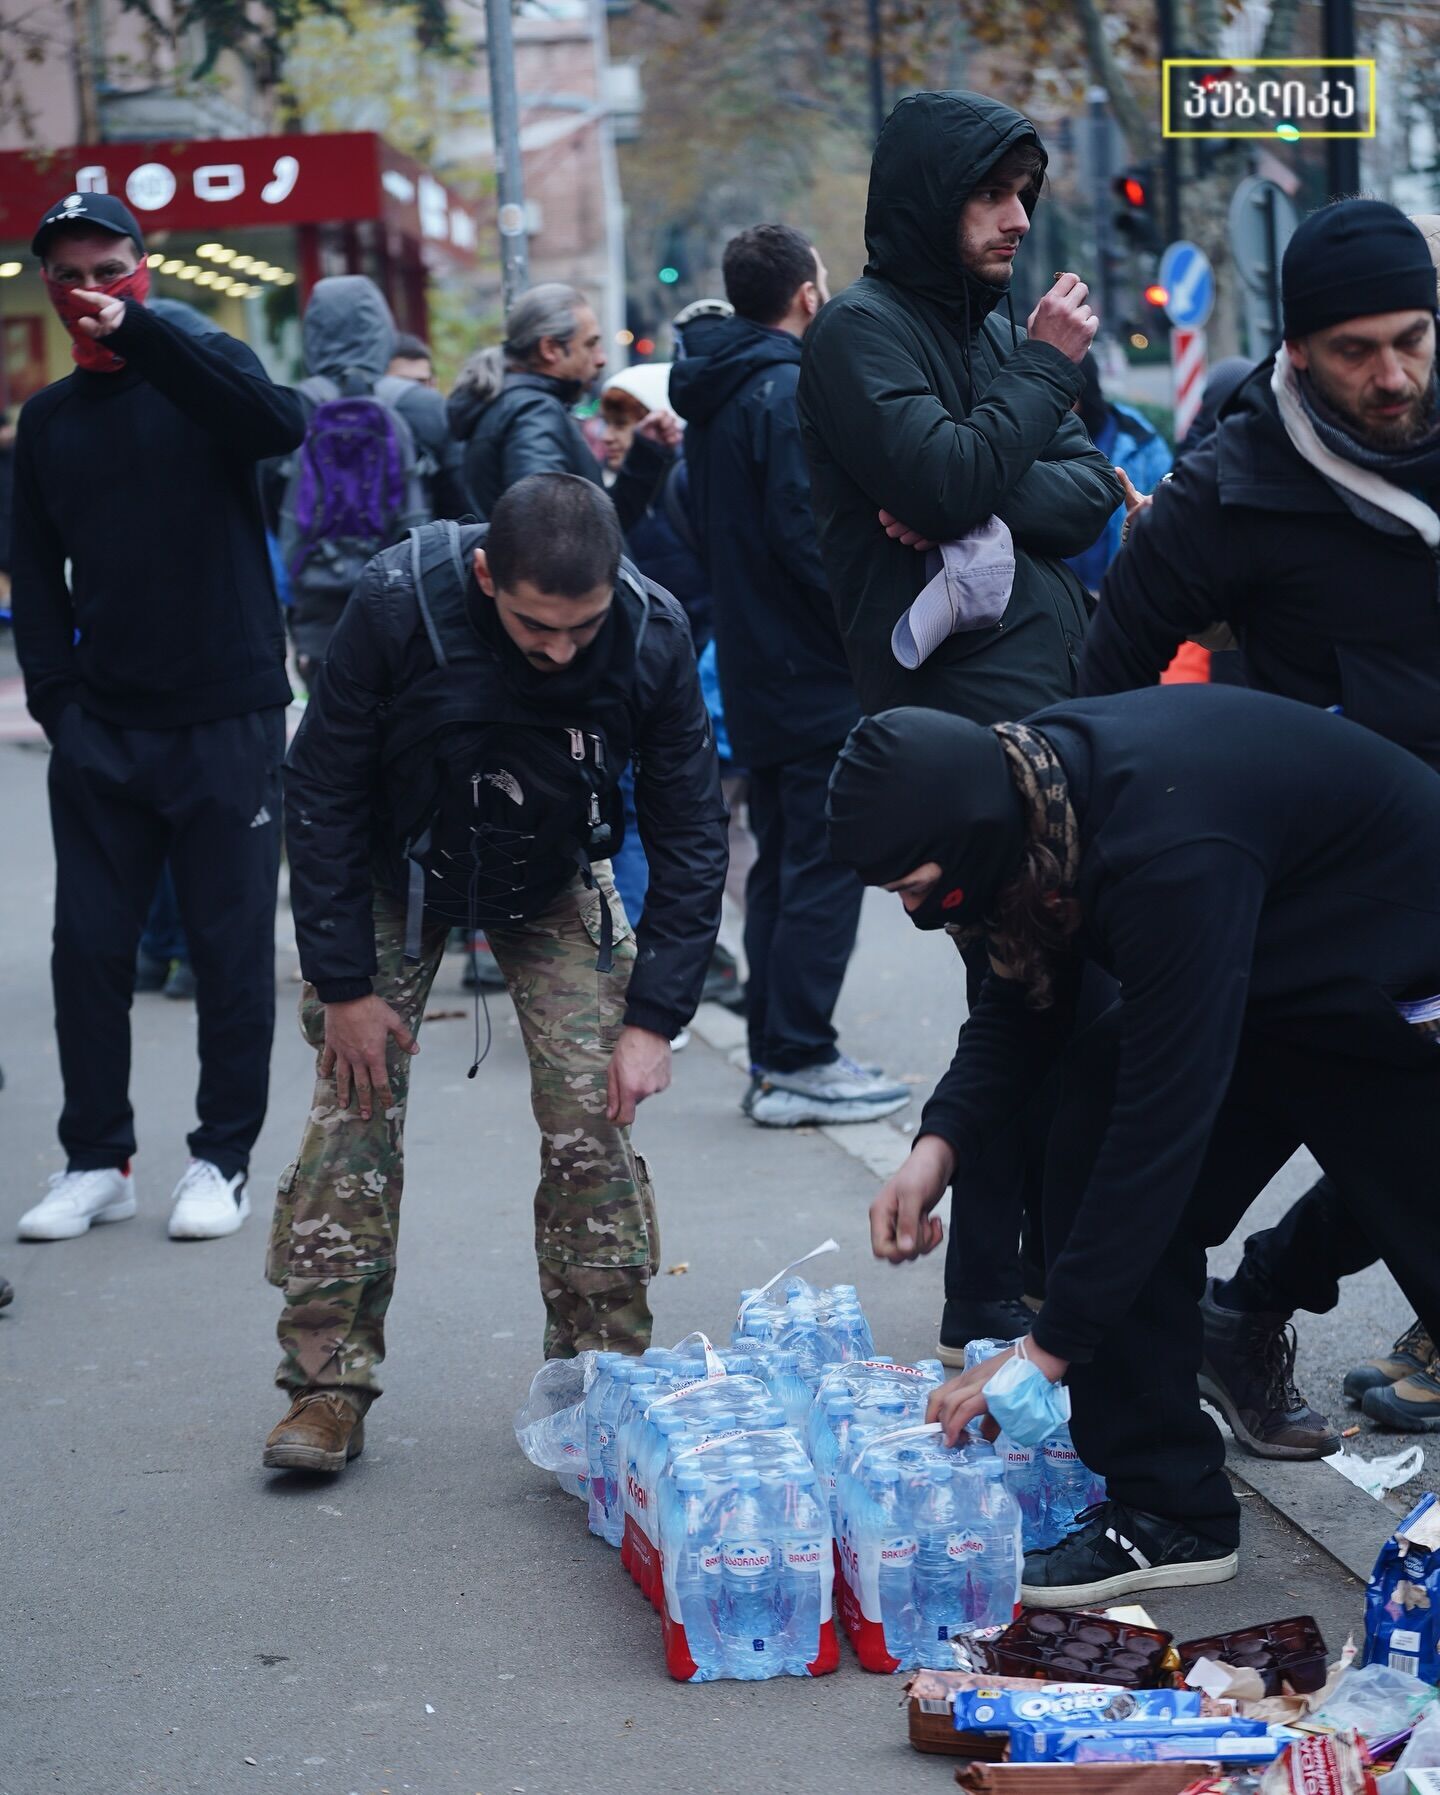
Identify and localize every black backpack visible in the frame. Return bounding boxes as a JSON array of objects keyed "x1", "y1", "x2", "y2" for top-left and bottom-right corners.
[{"x1": 379, "y1": 521, "x2": 648, "y2": 970}]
